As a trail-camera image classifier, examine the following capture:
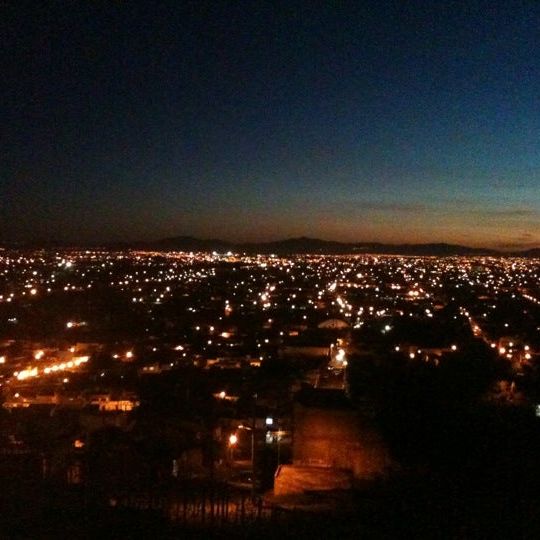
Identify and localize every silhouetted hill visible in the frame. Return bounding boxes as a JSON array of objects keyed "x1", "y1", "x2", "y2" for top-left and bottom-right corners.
[
  {"x1": 519, "y1": 248, "x2": 540, "y2": 258},
  {"x1": 240, "y1": 237, "x2": 355, "y2": 254},
  {"x1": 137, "y1": 236, "x2": 504, "y2": 256},
  {"x1": 1, "y1": 236, "x2": 538, "y2": 257},
  {"x1": 361, "y1": 243, "x2": 497, "y2": 256}
]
